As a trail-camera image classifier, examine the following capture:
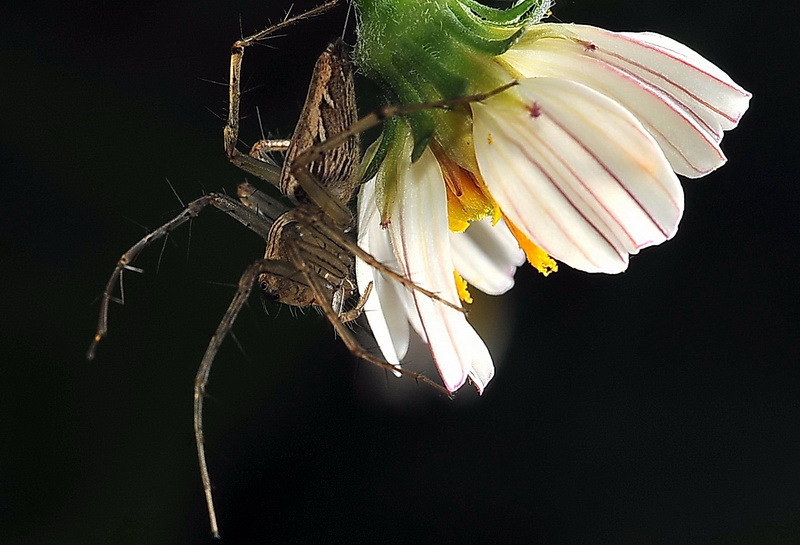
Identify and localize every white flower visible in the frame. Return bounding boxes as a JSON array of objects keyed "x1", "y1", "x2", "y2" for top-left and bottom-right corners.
[{"x1": 356, "y1": 21, "x2": 750, "y2": 393}]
